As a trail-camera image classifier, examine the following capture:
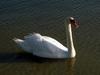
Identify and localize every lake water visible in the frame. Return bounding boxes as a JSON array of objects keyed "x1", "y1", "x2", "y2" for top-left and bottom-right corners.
[{"x1": 0, "y1": 0, "x2": 100, "y2": 75}]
